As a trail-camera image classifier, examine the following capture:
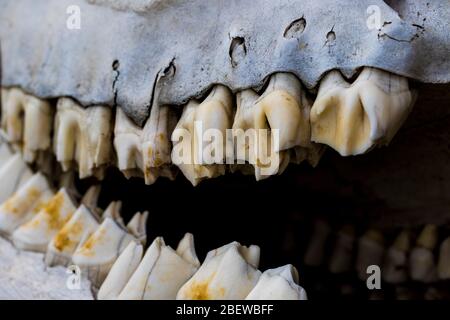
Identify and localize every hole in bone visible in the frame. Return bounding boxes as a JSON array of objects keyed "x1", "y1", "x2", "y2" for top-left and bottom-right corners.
[
  {"x1": 112, "y1": 60, "x2": 120, "y2": 70},
  {"x1": 229, "y1": 37, "x2": 247, "y2": 67},
  {"x1": 283, "y1": 17, "x2": 306, "y2": 39},
  {"x1": 326, "y1": 30, "x2": 336, "y2": 43}
]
